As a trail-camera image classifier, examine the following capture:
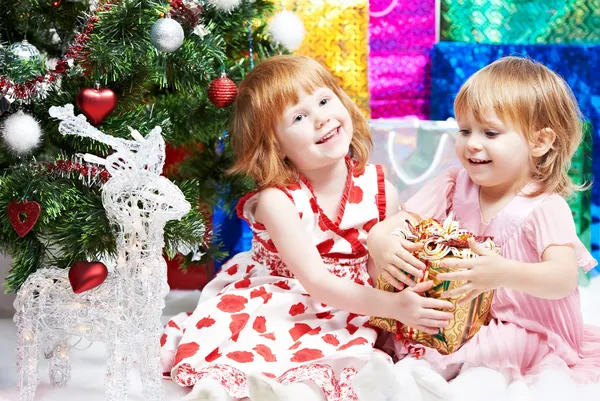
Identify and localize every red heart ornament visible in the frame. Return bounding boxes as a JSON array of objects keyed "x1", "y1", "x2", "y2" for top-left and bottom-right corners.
[
  {"x1": 68, "y1": 261, "x2": 108, "y2": 294},
  {"x1": 8, "y1": 200, "x2": 41, "y2": 238},
  {"x1": 76, "y1": 88, "x2": 117, "y2": 126}
]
